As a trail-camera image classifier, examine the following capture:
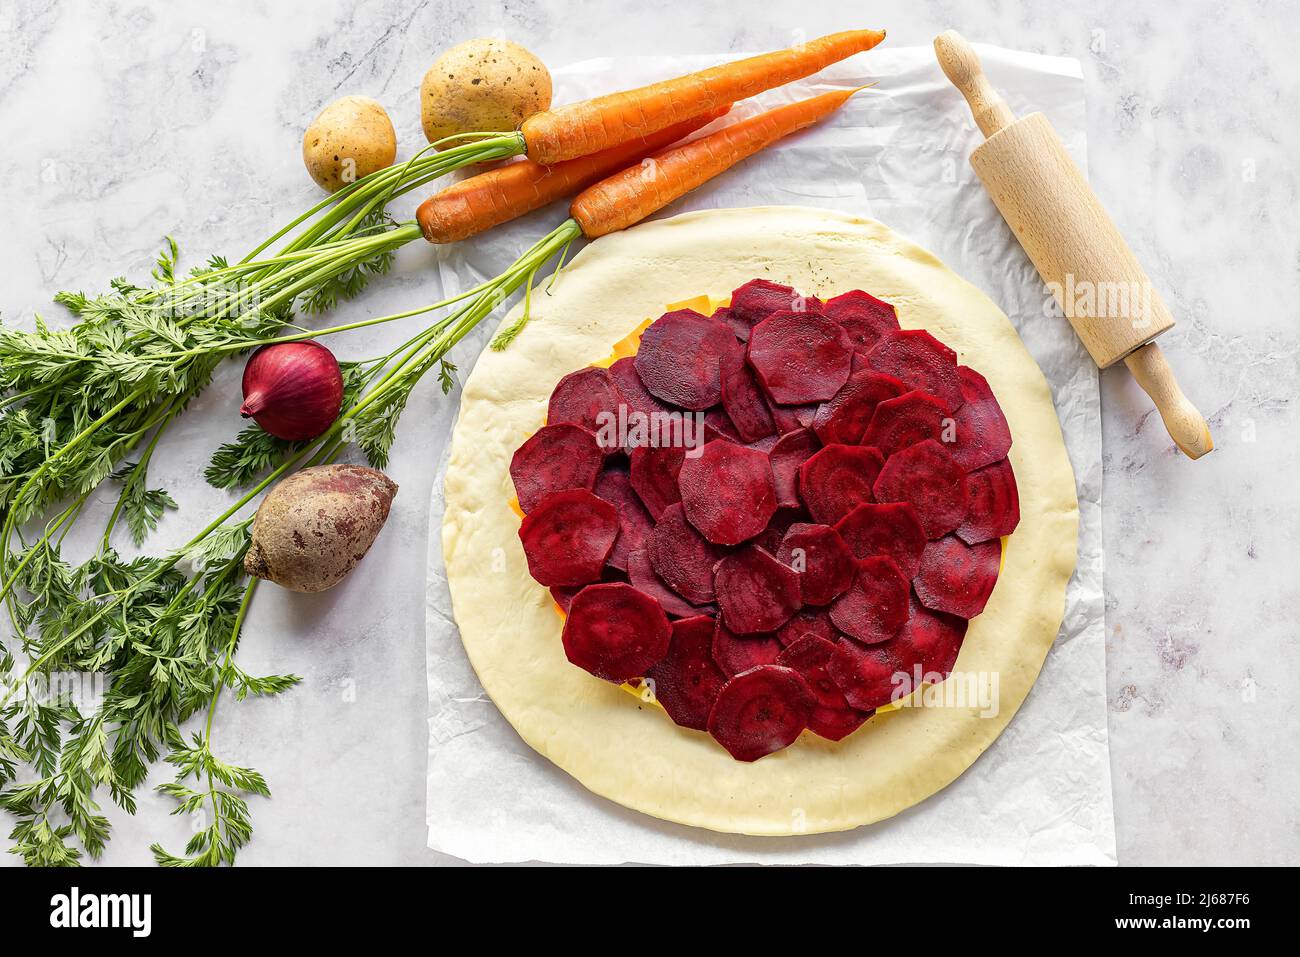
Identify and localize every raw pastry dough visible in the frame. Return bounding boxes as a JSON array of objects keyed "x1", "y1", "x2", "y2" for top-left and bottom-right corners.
[{"x1": 442, "y1": 207, "x2": 1078, "y2": 835}]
